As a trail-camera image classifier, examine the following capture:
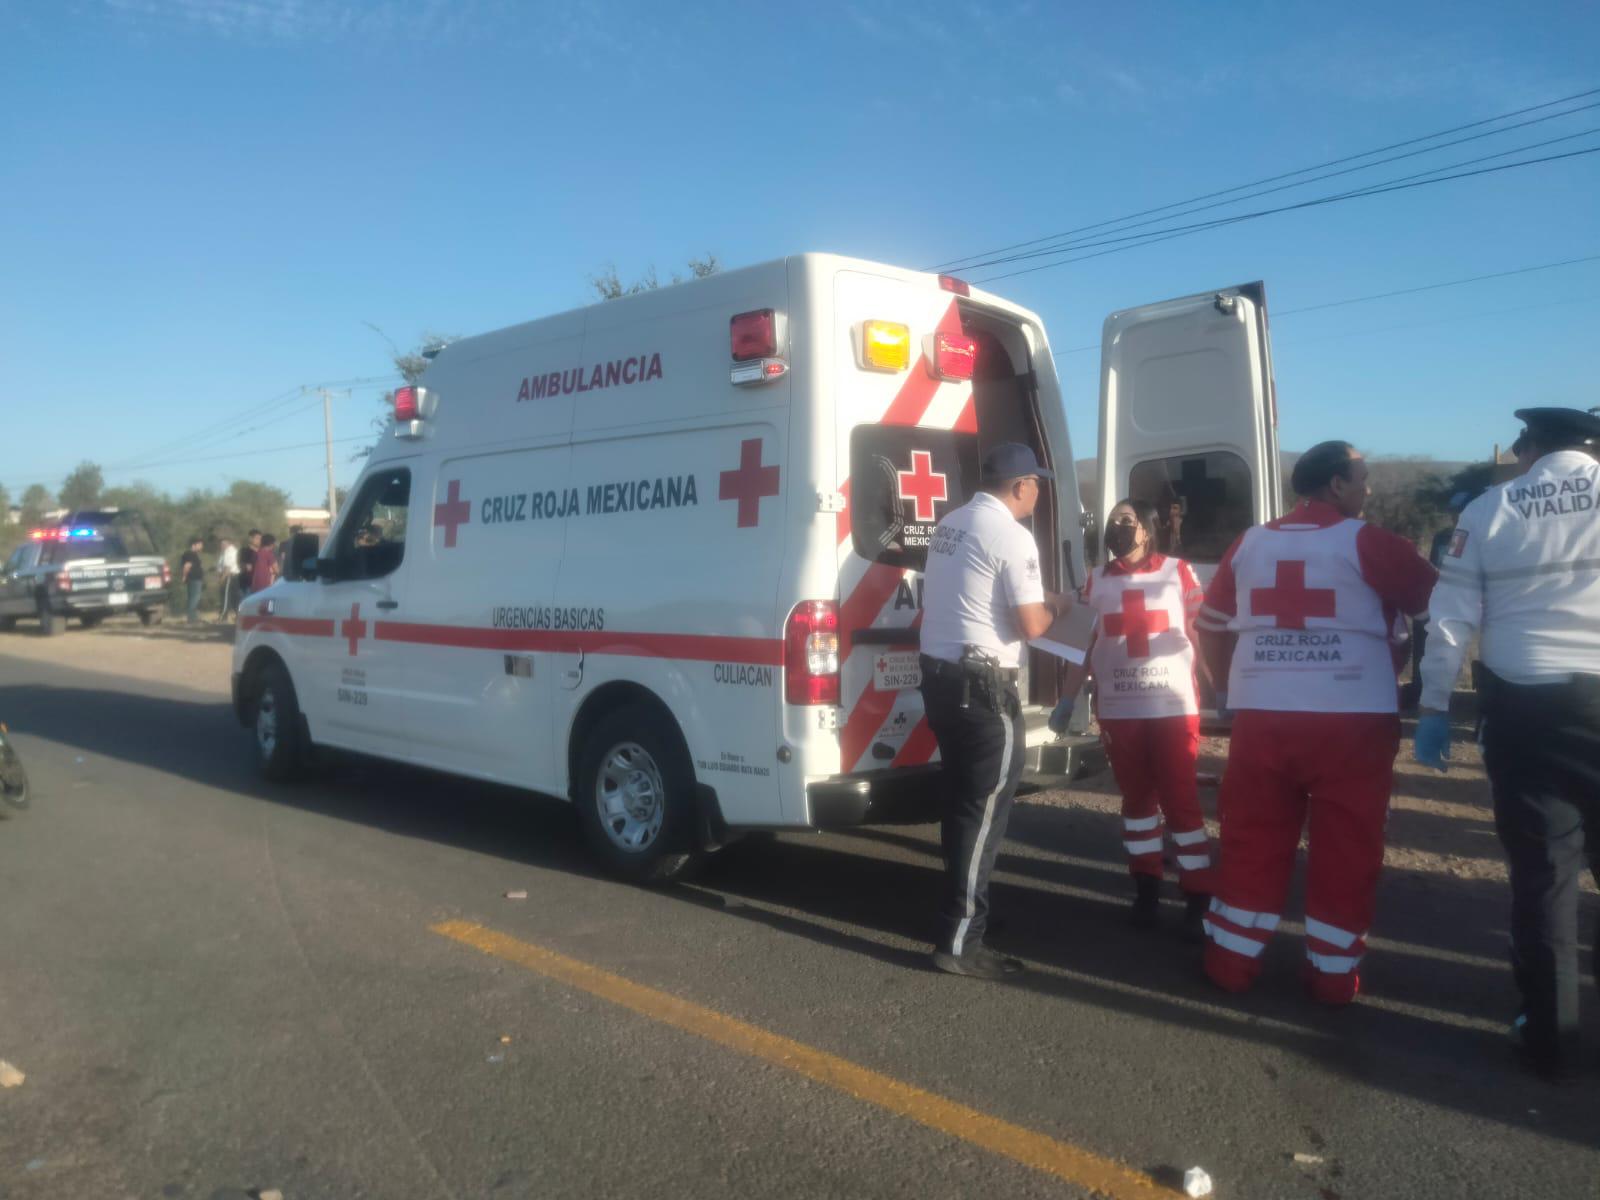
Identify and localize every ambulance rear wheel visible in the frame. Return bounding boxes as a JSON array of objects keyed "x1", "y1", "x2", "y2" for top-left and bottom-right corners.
[
  {"x1": 576, "y1": 704, "x2": 700, "y2": 883},
  {"x1": 254, "y1": 661, "x2": 308, "y2": 783}
]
